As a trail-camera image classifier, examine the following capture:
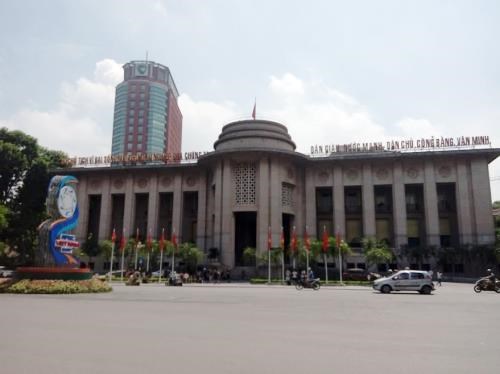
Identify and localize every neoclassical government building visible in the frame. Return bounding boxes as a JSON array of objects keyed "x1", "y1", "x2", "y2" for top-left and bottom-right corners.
[{"x1": 63, "y1": 119, "x2": 499, "y2": 273}]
